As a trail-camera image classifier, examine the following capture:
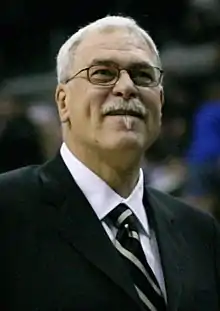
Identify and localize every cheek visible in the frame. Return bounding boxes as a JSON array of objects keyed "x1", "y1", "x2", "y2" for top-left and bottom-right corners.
[
  {"x1": 68, "y1": 87, "x2": 111, "y2": 132},
  {"x1": 142, "y1": 90, "x2": 162, "y2": 120},
  {"x1": 67, "y1": 84, "x2": 92, "y2": 121},
  {"x1": 85, "y1": 89, "x2": 110, "y2": 121}
]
